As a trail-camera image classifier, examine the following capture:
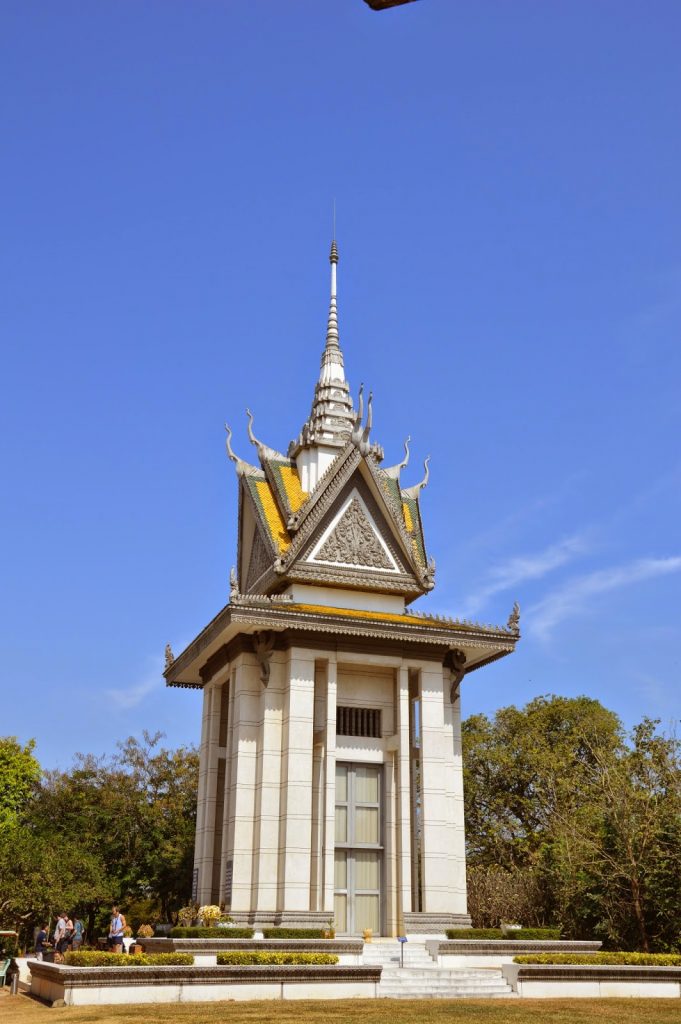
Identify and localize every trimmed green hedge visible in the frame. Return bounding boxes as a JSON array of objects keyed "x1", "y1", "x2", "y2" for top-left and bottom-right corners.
[
  {"x1": 510, "y1": 928, "x2": 561, "y2": 941},
  {"x1": 170, "y1": 927, "x2": 254, "y2": 939},
  {"x1": 64, "y1": 952, "x2": 193, "y2": 967},
  {"x1": 217, "y1": 952, "x2": 338, "y2": 966},
  {"x1": 261, "y1": 928, "x2": 329, "y2": 939},
  {"x1": 446, "y1": 927, "x2": 561, "y2": 941},
  {"x1": 514, "y1": 953, "x2": 681, "y2": 967}
]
